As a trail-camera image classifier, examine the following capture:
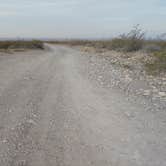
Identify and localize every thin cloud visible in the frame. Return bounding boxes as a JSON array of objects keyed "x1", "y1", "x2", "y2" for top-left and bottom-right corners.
[
  {"x1": 0, "y1": 11, "x2": 18, "y2": 16},
  {"x1": 0, "y1": 0, "x2": 165, "y2": 38}
]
